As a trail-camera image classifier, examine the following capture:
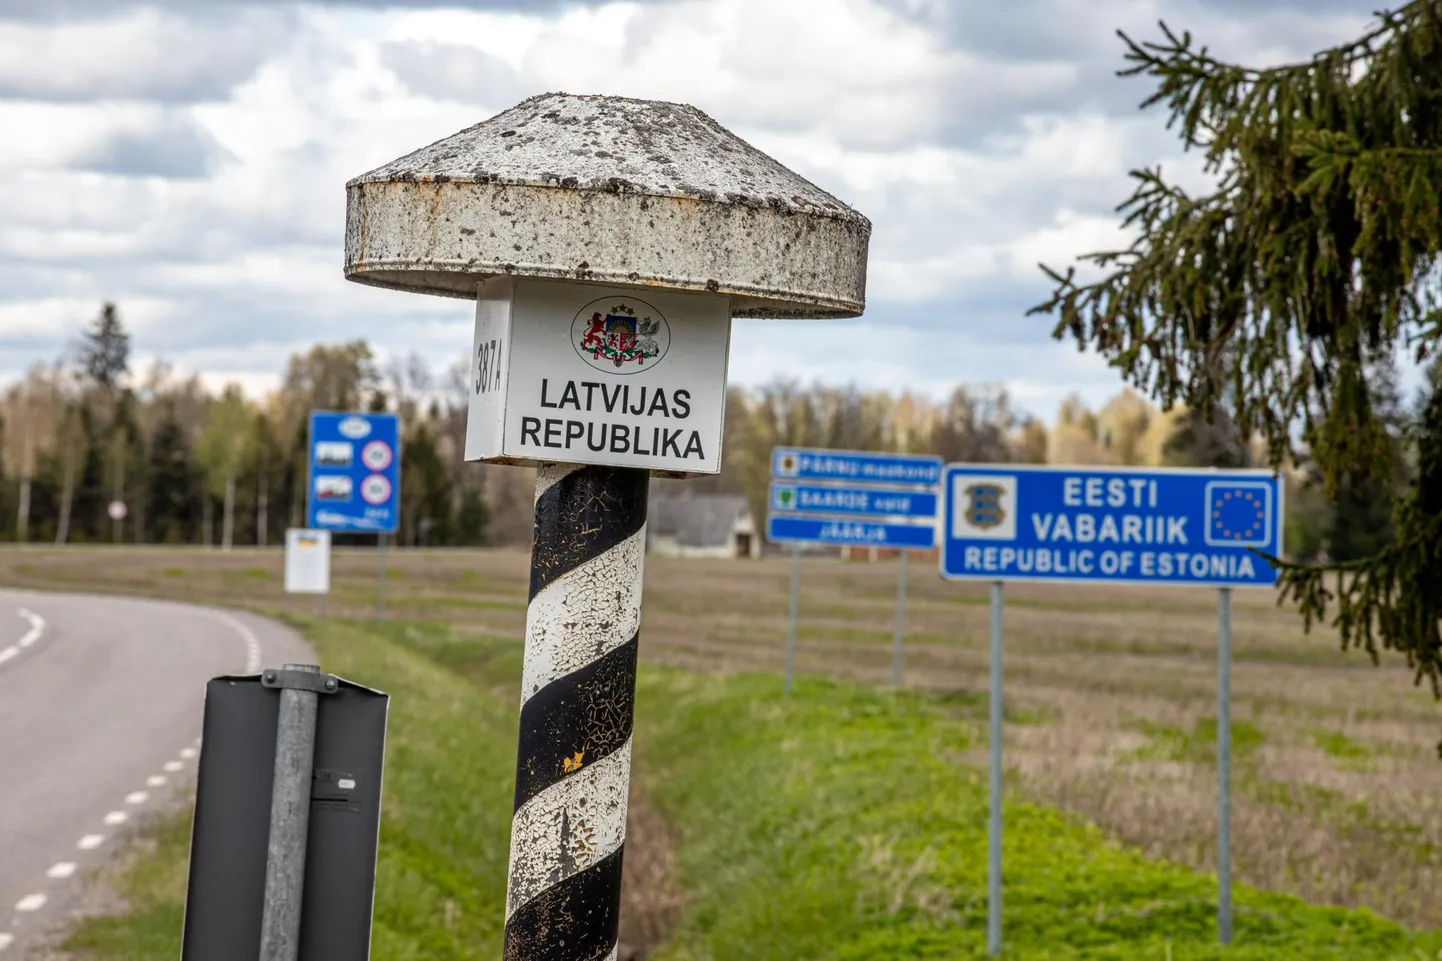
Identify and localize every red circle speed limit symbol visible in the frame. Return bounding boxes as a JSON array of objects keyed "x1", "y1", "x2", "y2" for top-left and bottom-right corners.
[
  {"x1": 361, "y1": 440, "x2": 393, "y2": 471},
  {"x1": 361, "y1": 474, "x2": 392, "y2": 506}
]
